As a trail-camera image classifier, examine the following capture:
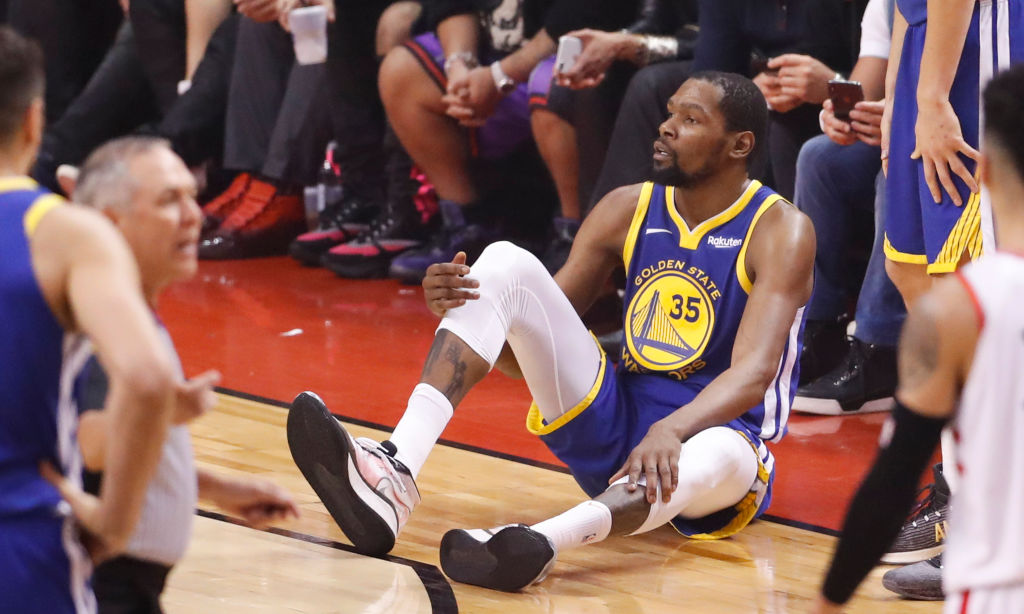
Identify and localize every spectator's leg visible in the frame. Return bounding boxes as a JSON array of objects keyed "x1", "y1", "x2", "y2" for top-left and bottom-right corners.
[
  {"x1": 765, "y1": 104, "x2": 822, "y2": 201},
  {"x1": 588, "y1": 61, "x2": 691, "y2": 208},
  {"x1": 854, "y1": 171, "x2": 906, "y2": 347},
  {"x1": 531, "y1": 108, "x2": 579, "y2": 221},
  {"x1": 129, "y1": 0, "x2": 187, "y2": 115},
  {"x1": 30, "y1": 22, "x2": 158, "y2": 193},
  {"x1": 221, "y1": 18, "x2": 293, "y2": 174},
  {"x1": 379, "y1": 40, "x2": 477, "y2": 205}
]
